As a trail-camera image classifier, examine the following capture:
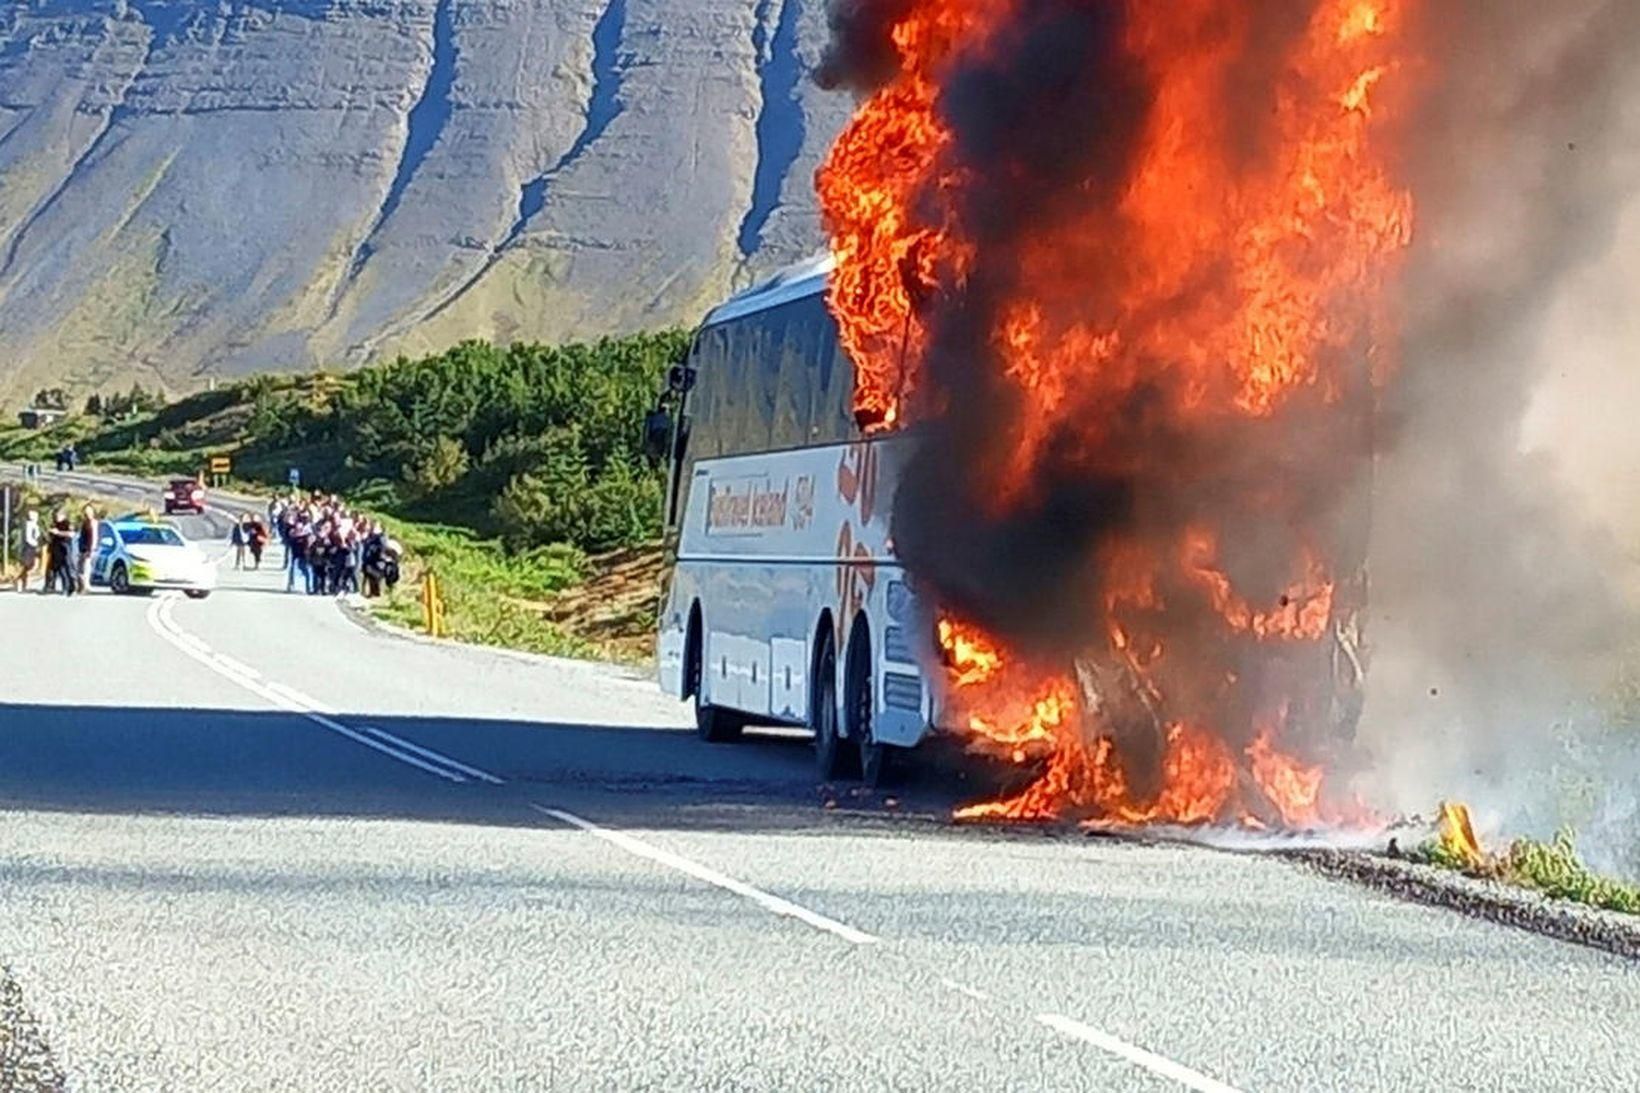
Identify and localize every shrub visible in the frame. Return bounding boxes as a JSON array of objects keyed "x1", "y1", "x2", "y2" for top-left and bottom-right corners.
[{"x1": 402, "y1": 436, "x2": 470, "y2": 496}]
